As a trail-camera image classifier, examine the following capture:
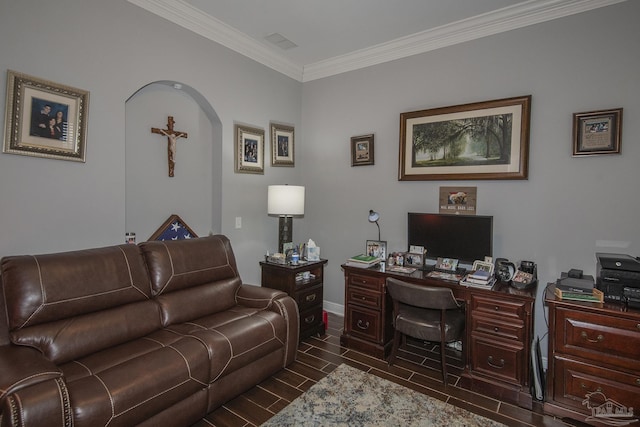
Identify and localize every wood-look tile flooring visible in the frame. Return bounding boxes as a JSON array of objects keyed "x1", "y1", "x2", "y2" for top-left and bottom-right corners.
[{"x1": 201, "y1": 312, "x2": 582, "y2": 427}]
